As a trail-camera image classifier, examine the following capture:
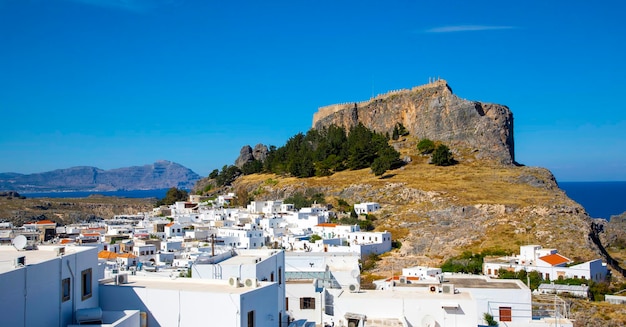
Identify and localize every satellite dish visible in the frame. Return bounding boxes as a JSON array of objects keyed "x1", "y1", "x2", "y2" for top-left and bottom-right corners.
[
  {"x1": 421, "y1": 315, "x2": 436, "y2": 327},
  {"x1": 350, "y1": 269, "x2": 360, "y2": 278},
  {"x1": 12, "y1": 235, "x2": 27, "y2": 250}
]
